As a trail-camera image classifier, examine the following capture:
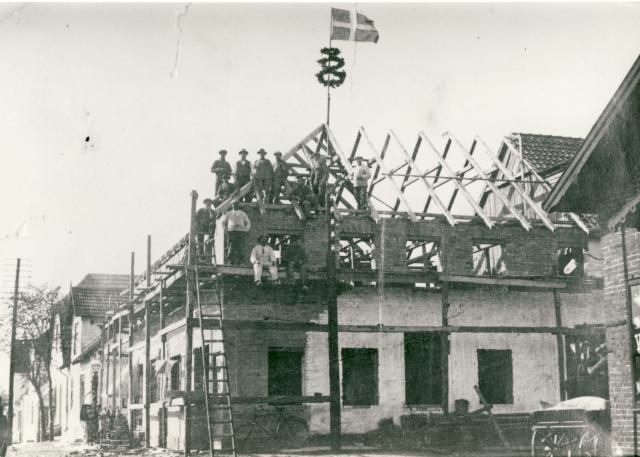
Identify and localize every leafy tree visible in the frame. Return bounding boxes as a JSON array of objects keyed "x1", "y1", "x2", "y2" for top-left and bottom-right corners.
[{"x1": 1, "y1": 285, "x2": 60, "y2": 441}]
